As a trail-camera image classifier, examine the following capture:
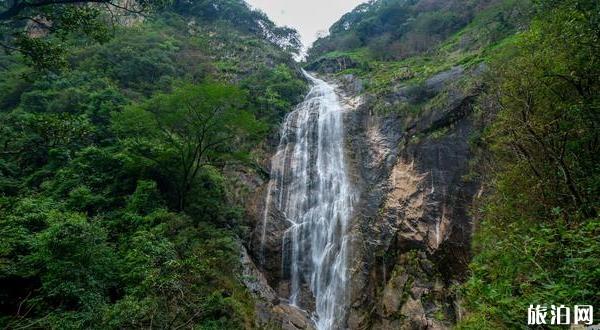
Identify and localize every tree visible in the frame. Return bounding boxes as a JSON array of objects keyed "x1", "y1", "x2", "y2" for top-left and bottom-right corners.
[
  {"x1": 112, "y1": 82, "x2": 265, "y2": 211},
  {"x1": 0, "y1": 0, "x2": 164, "y2": 21},
  {"x1": 172, "y1": 0, "x2": 302, "y2": 54},
  {"x1": 0, "y1": 111, "x2": 95, "y2": 192},
  {"x1": 481, "y1": 0, "x2": 599, "y2": 217},
  {"x1": 458, "y1": 0, "x2": 600, "y2": 327},
  {"x1": 0, "y1": 0, "x2": 168, "y2": 70}
]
